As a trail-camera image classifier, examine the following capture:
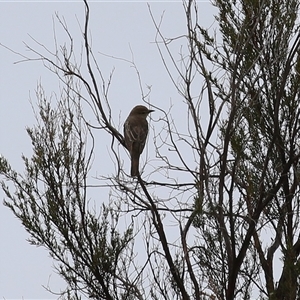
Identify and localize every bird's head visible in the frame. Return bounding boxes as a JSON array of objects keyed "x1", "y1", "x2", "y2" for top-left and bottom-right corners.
[{"x1": 130, "y1": 105, "x2": 154, "y2": 117}]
